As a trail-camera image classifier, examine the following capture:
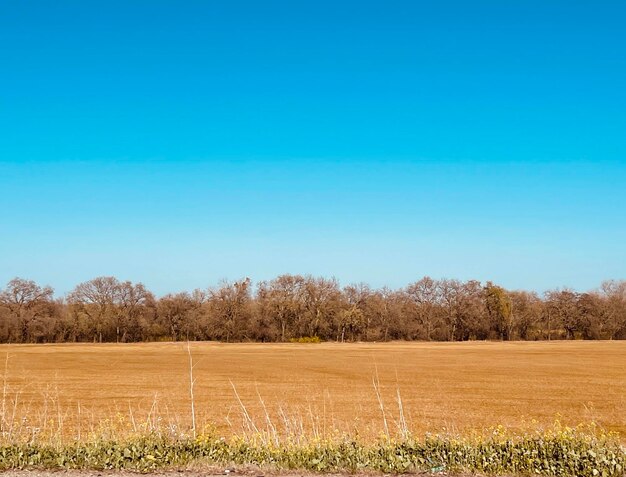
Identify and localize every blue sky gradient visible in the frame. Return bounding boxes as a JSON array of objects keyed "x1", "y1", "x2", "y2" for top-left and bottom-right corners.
[{"x1": 1, "y1": 1, "x2": 625, "y2": 295}]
